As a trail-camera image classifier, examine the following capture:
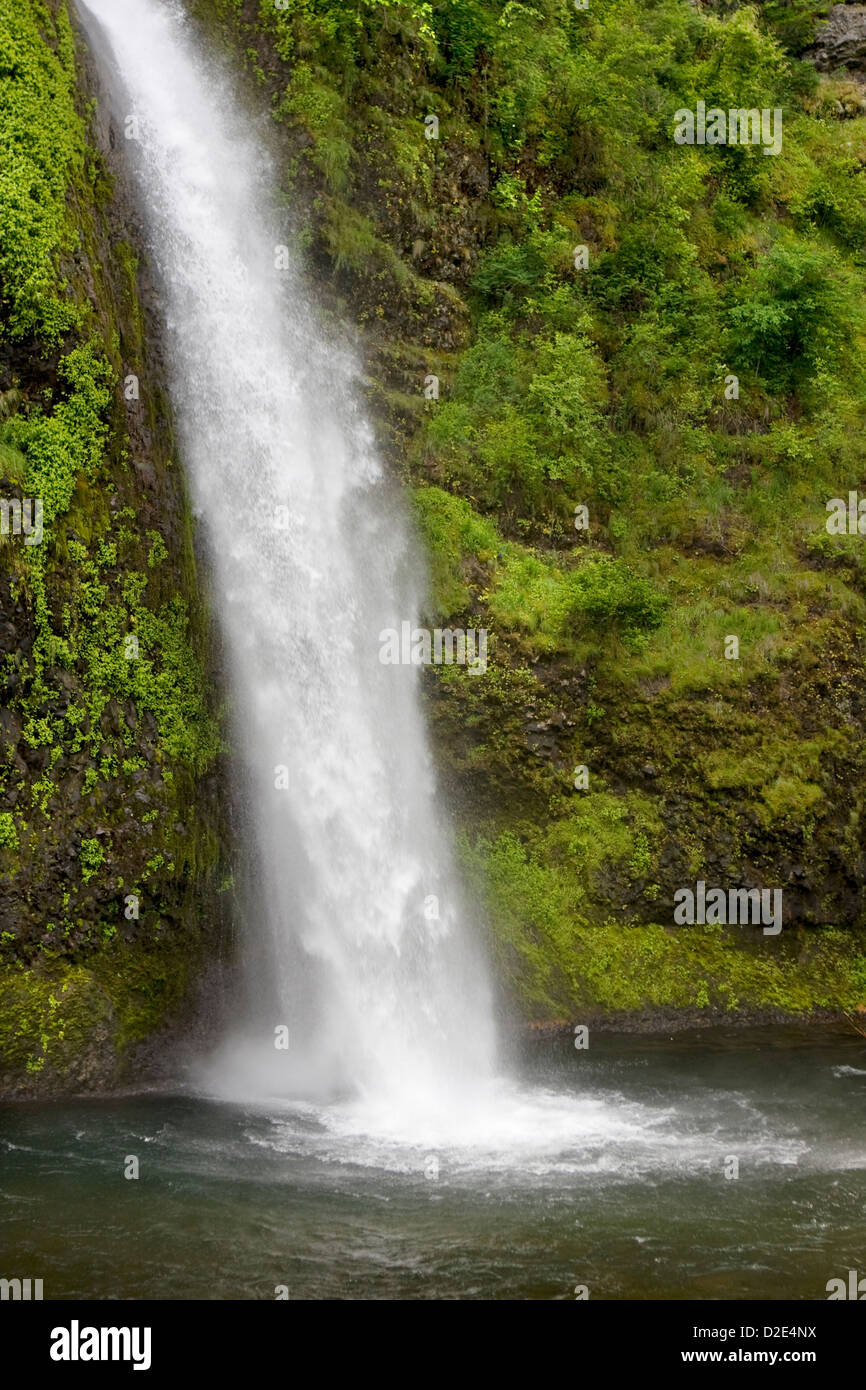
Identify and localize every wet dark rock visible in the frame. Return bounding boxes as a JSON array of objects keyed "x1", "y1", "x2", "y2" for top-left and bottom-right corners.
[{"x1": 808, "y1": 4, "x2": 866, "y2": 71}]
